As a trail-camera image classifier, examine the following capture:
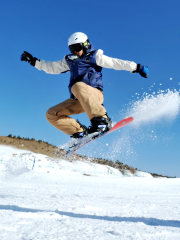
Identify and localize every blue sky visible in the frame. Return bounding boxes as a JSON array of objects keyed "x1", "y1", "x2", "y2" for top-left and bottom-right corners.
[{"x1": 1, "y1": 0, "x2": 180, "y2": 177}]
